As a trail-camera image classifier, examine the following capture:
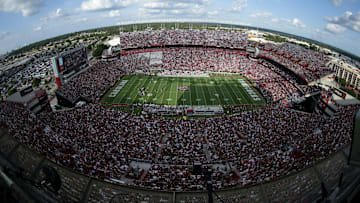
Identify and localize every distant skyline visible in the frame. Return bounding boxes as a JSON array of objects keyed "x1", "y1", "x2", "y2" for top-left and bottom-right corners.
[{"x1": 0, "y1": 0, "x2": 360, "y2": 56}]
